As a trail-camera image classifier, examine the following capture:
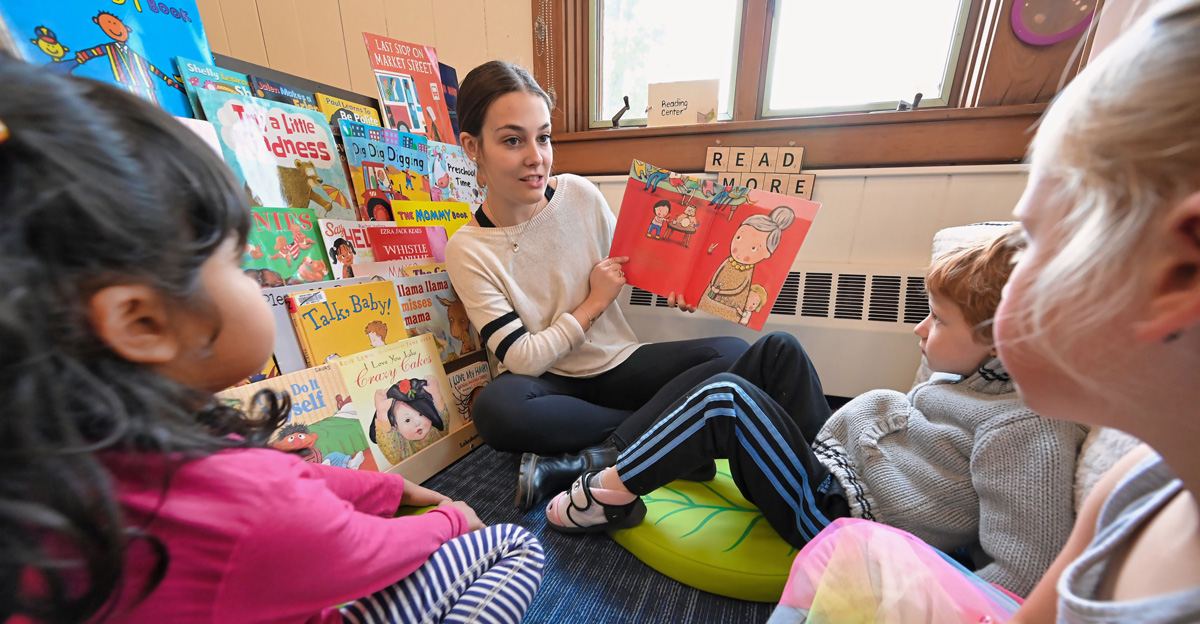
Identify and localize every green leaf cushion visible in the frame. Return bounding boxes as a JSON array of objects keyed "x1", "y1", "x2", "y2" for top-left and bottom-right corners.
[{"x1": 608, "y1": 459, "x2": 798, "y2": 603}]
